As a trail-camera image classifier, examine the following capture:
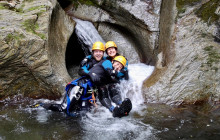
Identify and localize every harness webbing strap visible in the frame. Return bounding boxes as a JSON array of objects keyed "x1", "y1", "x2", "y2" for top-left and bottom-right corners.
[{"x1": 89, "y1": 91, "x2": 97, "y2": 107}]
